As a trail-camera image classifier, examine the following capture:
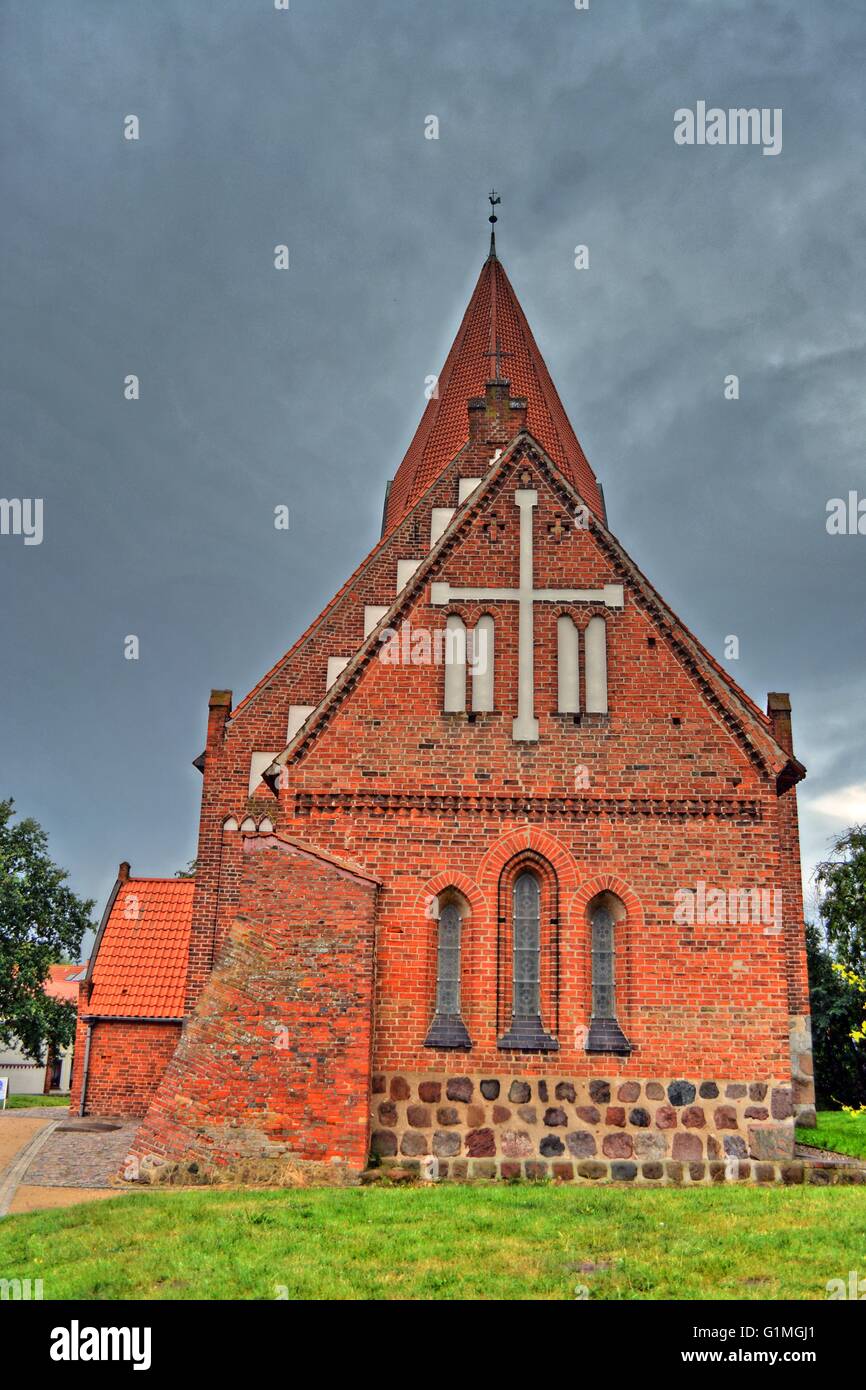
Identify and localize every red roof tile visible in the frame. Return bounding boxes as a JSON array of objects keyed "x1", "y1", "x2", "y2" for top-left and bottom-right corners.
[
  {"x1": 45, "y1": 963, "x2": 88, "y2": 1003},
  {"x1": 87, "y1": 879, "x2": 193, "y2": 1018},
  {"x1": 384, "y1": 254, "x2": 603, "y2": 531}
]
